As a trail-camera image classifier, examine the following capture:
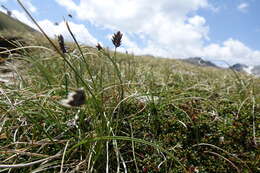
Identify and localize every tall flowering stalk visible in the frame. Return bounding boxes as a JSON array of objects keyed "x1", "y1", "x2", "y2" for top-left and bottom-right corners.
[{"x1": 110, "y1": 31, "x2": 124, "y2": 122}]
